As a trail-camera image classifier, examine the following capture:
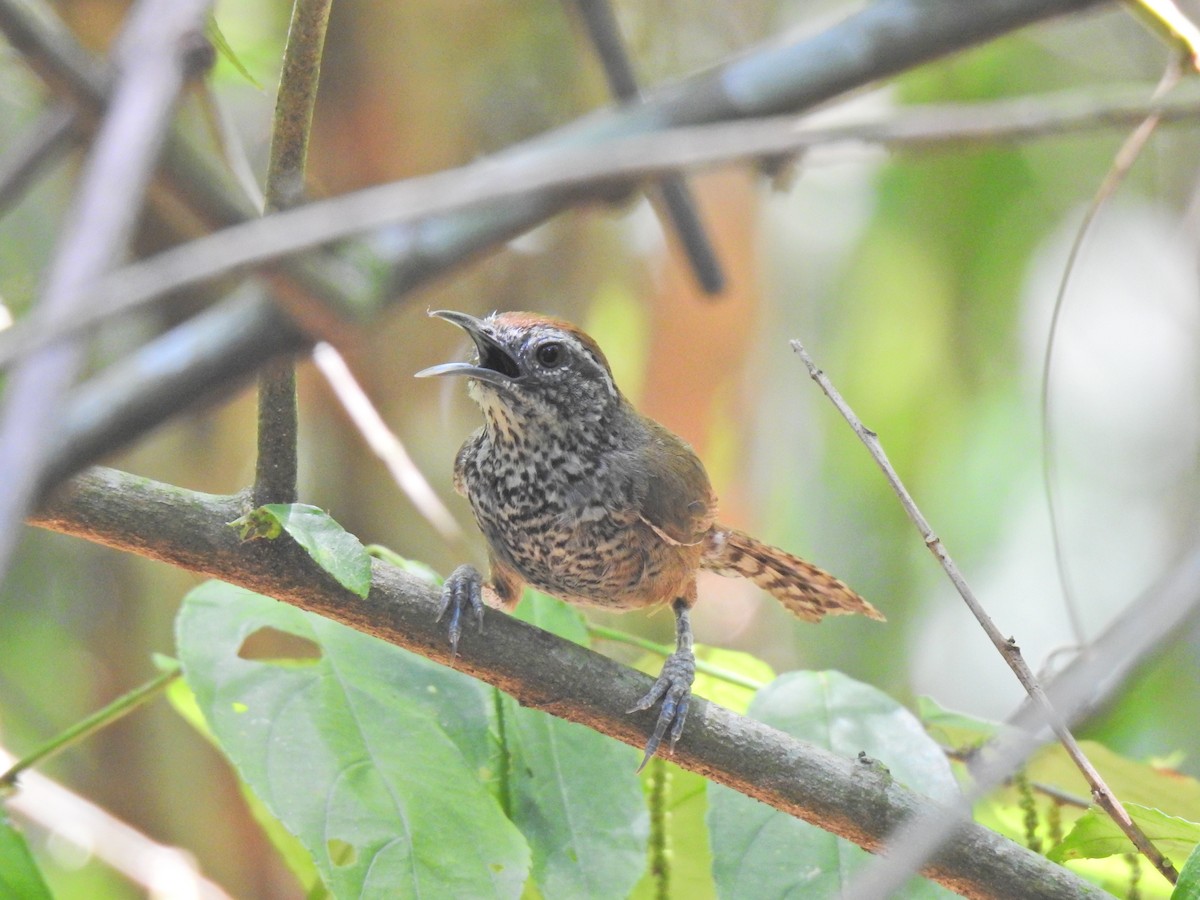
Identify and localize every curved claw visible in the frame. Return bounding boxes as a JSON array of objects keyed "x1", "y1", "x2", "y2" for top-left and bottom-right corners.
[
  {"x1": 438, "y1": 564, "x2": 486, "y2": 655},
  {"x1": 629, "y1": 649, "x2": 695, "y2": 772}
]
